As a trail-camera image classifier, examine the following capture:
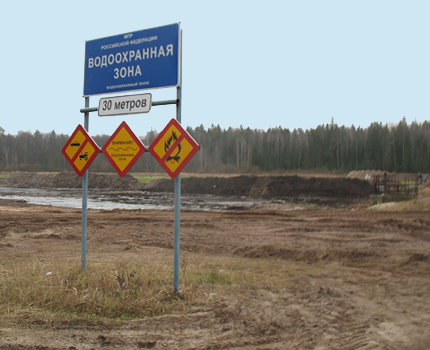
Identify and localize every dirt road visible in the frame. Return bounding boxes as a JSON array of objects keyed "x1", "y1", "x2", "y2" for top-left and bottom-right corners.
[{"x1": 1, "y1": 196, "x2": 429, "y2": 349}]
